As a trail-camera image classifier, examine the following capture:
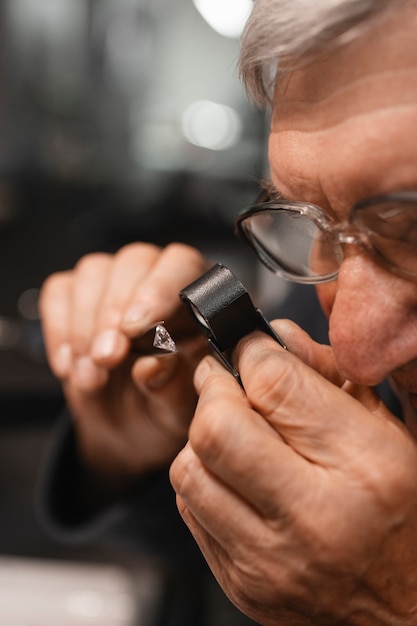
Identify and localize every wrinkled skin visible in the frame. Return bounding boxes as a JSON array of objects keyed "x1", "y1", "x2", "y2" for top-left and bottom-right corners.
[
  {"x1": 171, "y1": 326, "x2": 417, "y2": 624},
  {"x1": 169, "y1": 5, "x2": 417, "y2": 625},
  {"x1": 40, "y1": 4, "x2": 417, "y2": 625}
]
